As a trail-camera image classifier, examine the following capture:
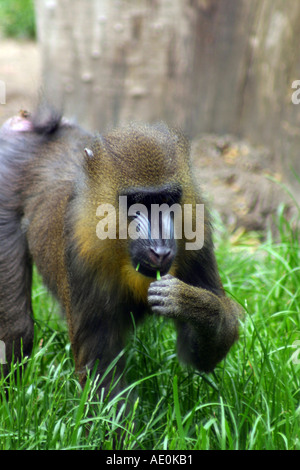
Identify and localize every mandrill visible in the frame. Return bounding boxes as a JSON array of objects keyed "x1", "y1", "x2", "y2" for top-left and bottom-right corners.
[{"x1": 0, "y1": 109, "x2": 240, "y2": 397}]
